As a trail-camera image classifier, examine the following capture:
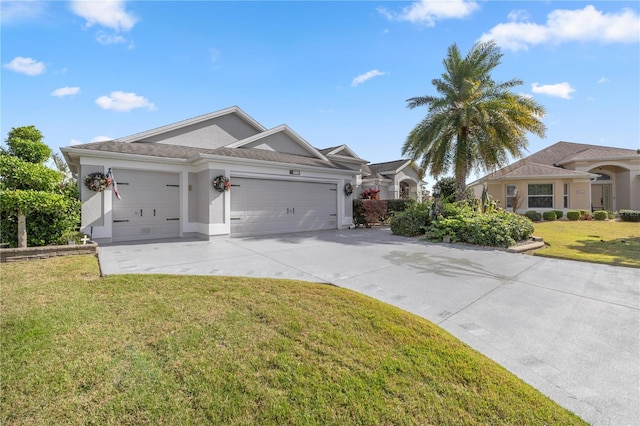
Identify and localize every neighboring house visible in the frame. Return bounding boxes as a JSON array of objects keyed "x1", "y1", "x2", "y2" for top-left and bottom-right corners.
[
  {"x1": 359, "y1": 160, "x2": 424, "y2": 200},
  {"x1": 471, "y1": 141, "x2": 640, "y2": 213},
  {"x1": 61, "y1": 106, "x2": 424, "y2": 244}
]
